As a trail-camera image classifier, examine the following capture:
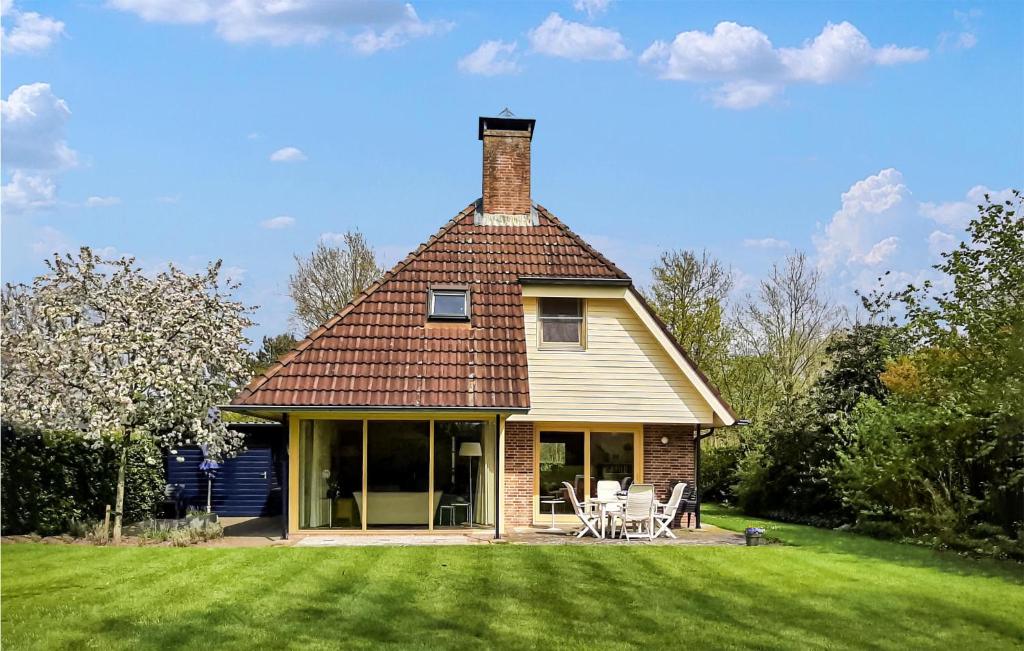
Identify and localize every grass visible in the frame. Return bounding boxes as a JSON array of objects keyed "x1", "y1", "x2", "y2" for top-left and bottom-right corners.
[{"x1": 2, "y1": 509, "x2": 1022, "y2": 650}]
